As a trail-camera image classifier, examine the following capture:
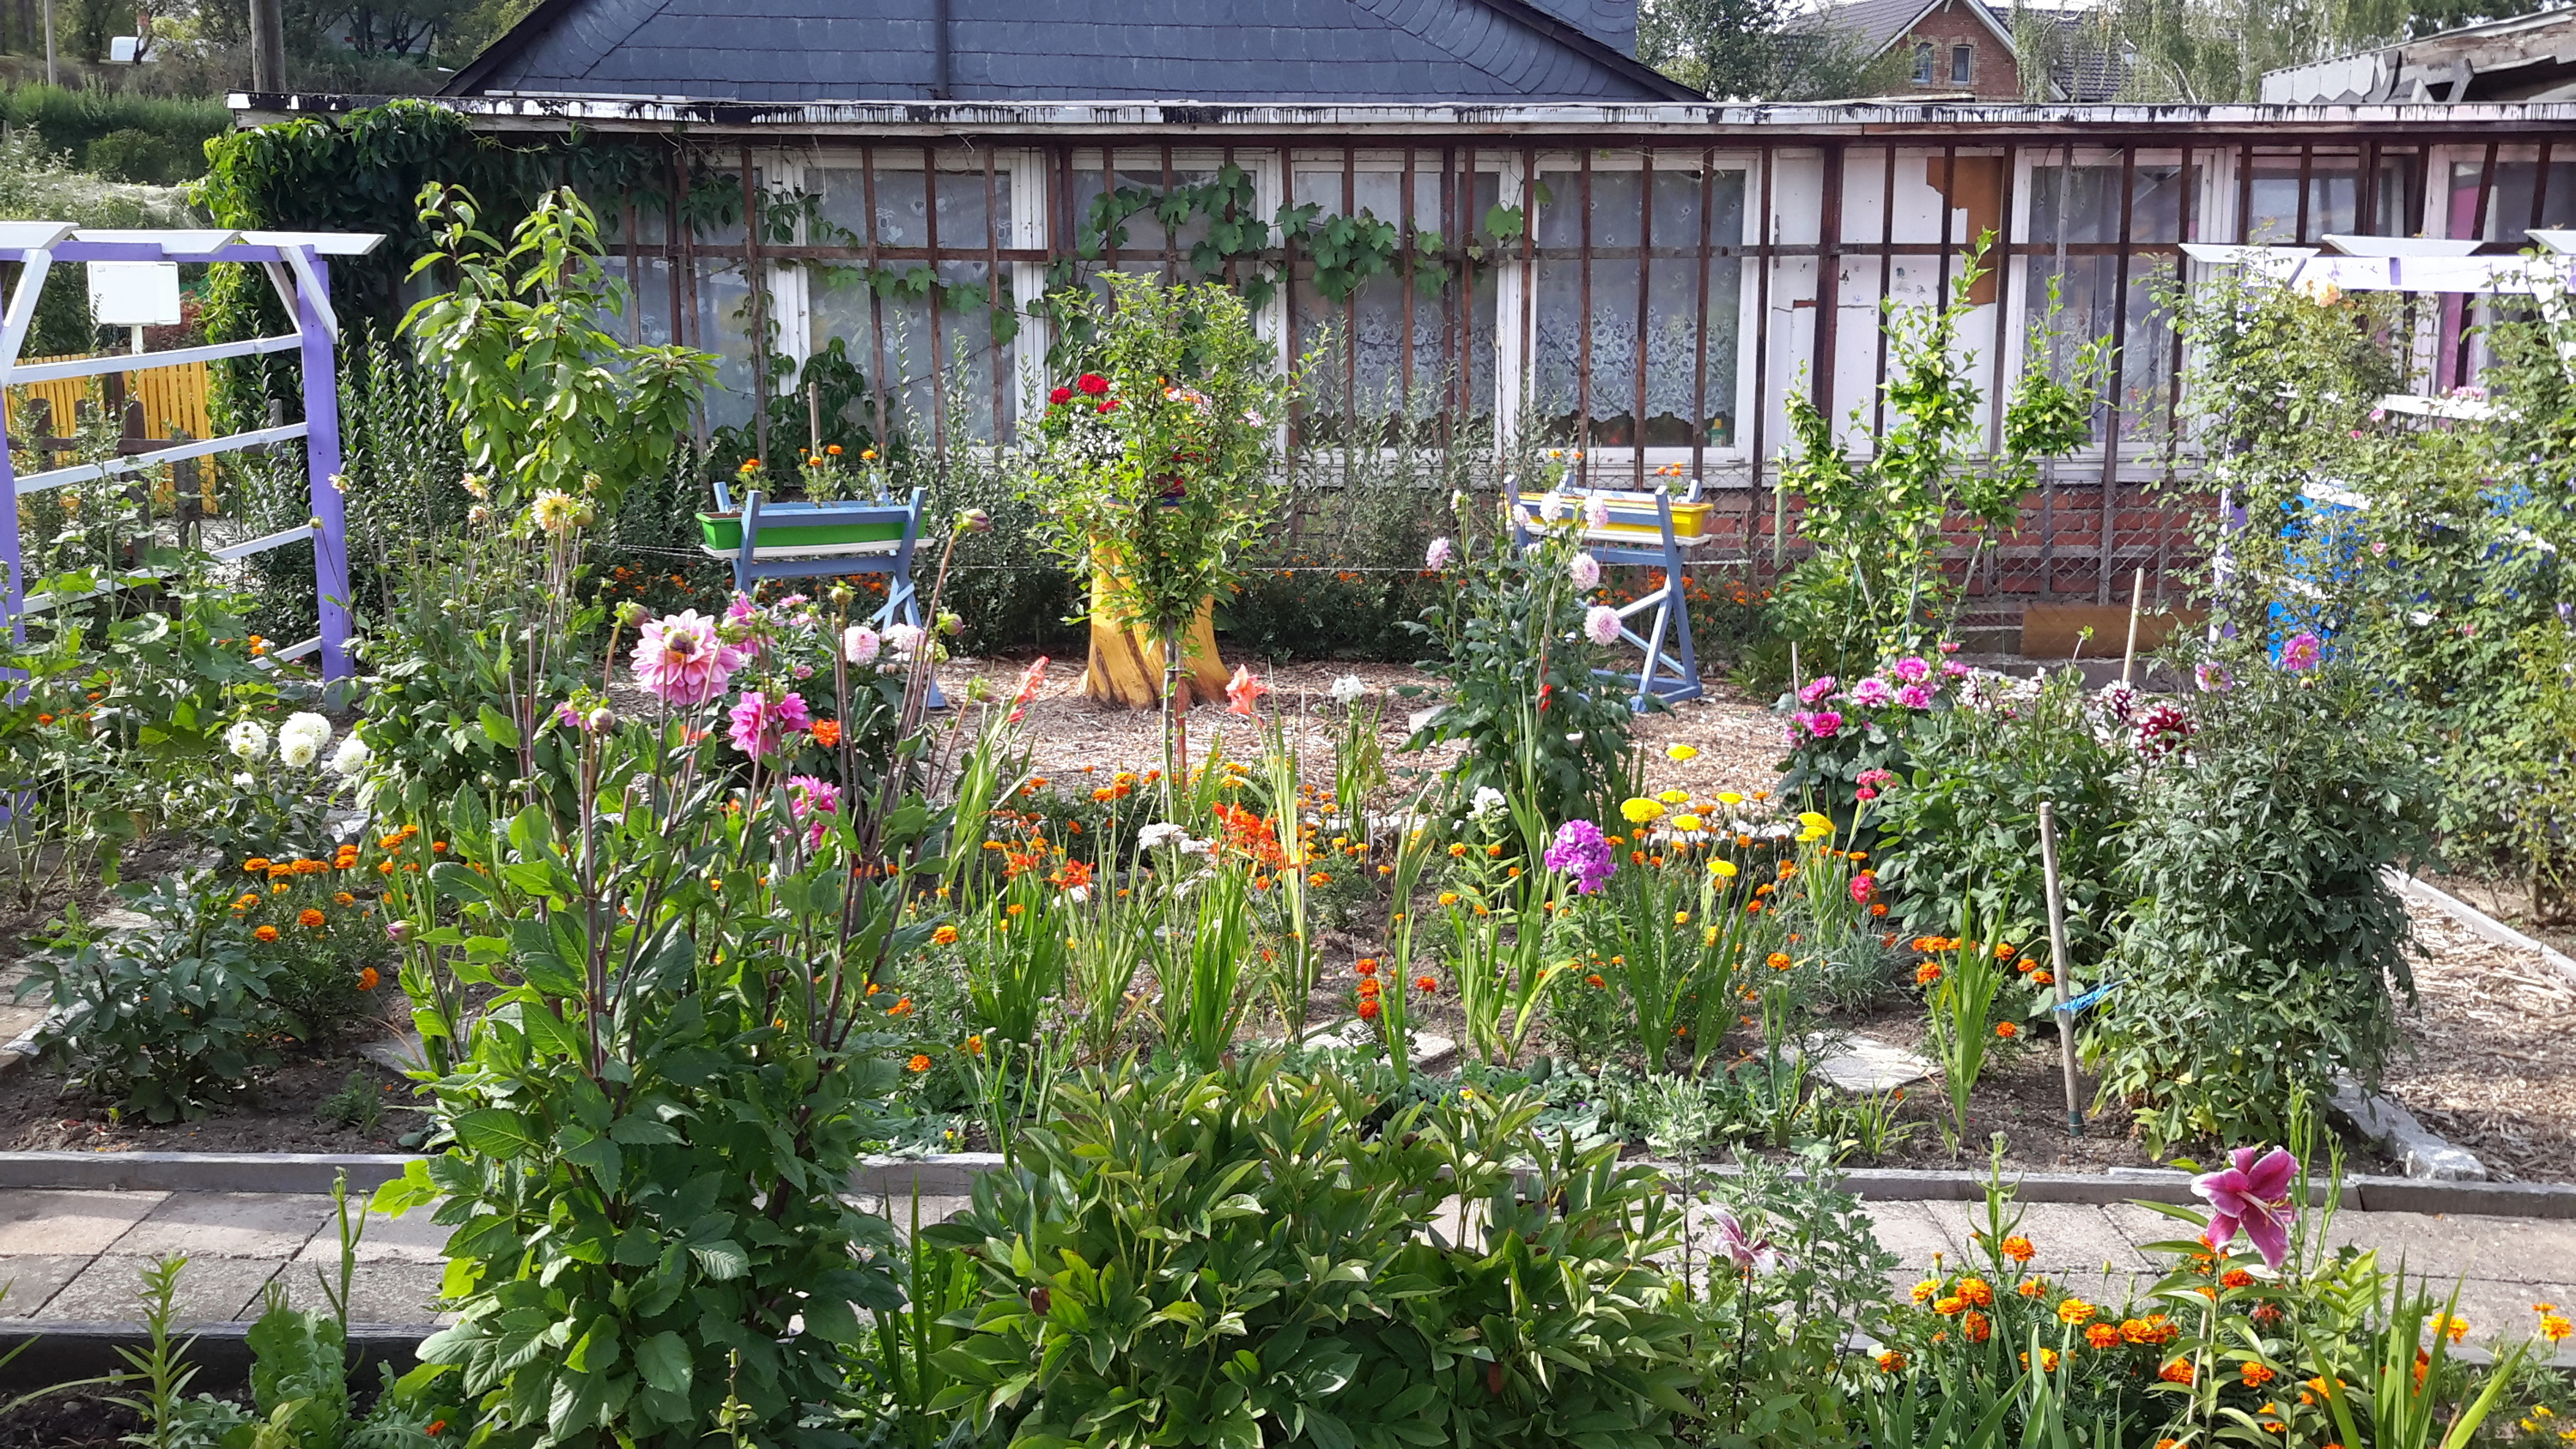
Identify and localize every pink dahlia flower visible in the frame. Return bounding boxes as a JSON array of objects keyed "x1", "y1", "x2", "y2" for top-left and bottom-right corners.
[
  {"x1": 631, "y1": 611, "x2": 744, "y2": 706},
  {"x1": 727, "y1": 690, "x2": 813, "y2": 758}
]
